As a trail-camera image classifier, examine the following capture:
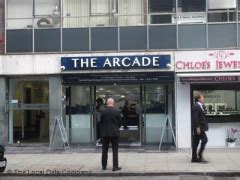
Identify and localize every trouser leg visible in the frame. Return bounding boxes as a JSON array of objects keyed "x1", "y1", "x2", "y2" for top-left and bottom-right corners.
[
  {"x1": 102, "y1": 137, "x2": 110, "y2": 168},
  {"x1": 192, "y1": 132, "x2": 200, "y2": 160},
  {"x1": 198, "y1": 131, "x2": 208, "y2": 158},
  {"x1": 111, "y1": 136, "x2": 119, "y2": 168}
]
